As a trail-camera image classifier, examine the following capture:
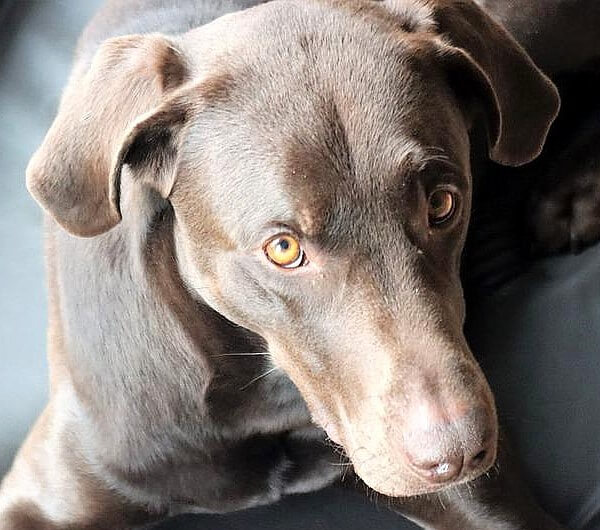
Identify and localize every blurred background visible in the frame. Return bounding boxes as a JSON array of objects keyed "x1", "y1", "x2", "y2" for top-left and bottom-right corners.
[{"x1": 0, "y1": 0, "x2": 103, "y2": 476}]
